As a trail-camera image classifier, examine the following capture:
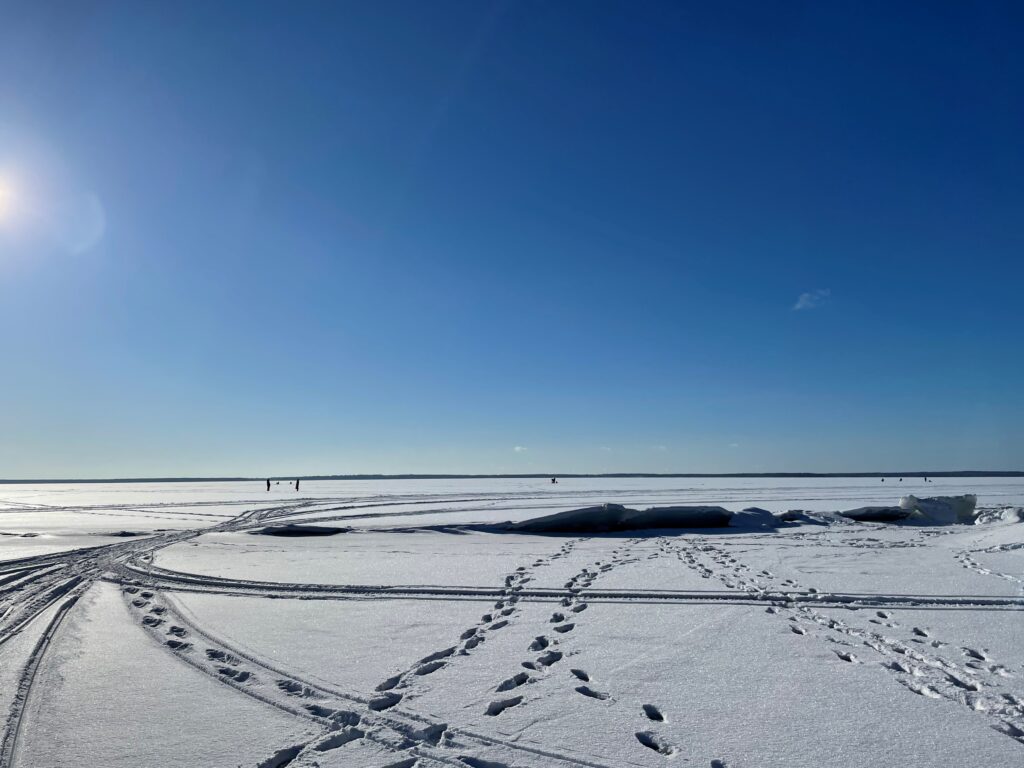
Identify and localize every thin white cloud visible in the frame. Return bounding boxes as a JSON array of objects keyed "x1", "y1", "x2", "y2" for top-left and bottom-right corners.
[
  {"x1": 653, "y1": 445, "x2": 667, "y2": 452},
  {"x1": 793, "y1": 288, "x2": 830, "y2": 311},
  {"x1": 513, "y1": 445, "x2": 527, "y2": 453},
  {"x1": 599, "y1": 446, "x2": 612, "y2": 452}
]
